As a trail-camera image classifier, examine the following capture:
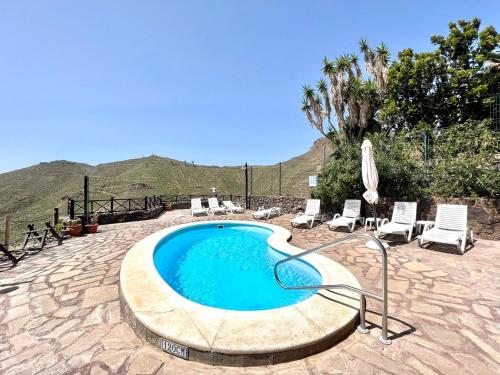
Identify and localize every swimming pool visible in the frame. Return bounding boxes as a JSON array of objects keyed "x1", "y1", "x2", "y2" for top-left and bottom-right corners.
[
  {"x1": 153, "y1": 223, "x2": 321, "y2": 310},
  {"x1": 120, "y1": 220, "x2": 361, "y2": 365}
]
